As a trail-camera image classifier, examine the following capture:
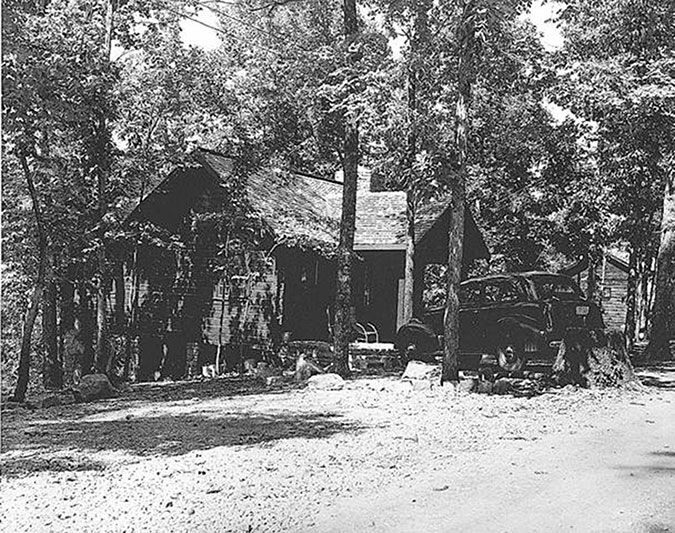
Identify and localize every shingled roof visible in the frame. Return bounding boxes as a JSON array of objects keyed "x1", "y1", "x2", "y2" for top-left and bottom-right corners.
[
  {"x1": 132, "y1": 148, "x2": 489, "y2": 260},
  {"x1": 200, "y1": 149, "x2": 488, "y2": 256}
]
